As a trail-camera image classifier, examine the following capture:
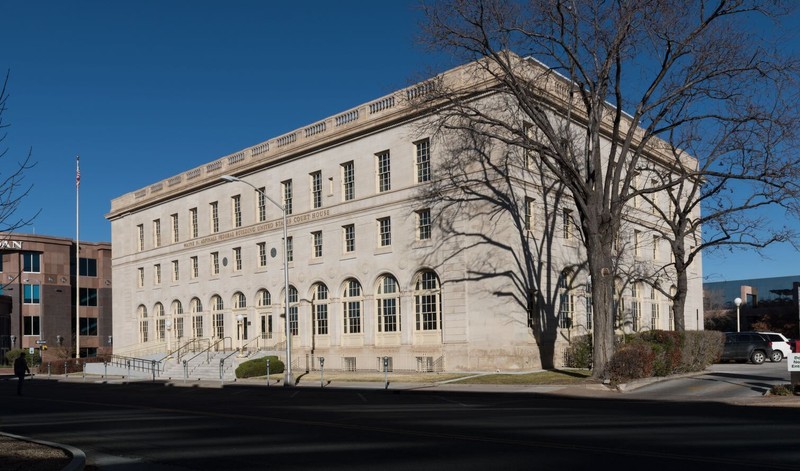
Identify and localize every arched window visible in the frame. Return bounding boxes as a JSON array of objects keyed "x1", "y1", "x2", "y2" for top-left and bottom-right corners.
[
  {"x1": 343, "y1": 279, "x2": 362, "y2": 334},
  {"x1": 233, "y1": 291, "x2": 247, "y2": 309},
  {"x1": 211, "y1": 294, "x2": 224, "y2": 338},
  {"x1": 312, "y1": 283, "x2": 329, "y2": 335},
  {"x1": 138, "y1": 305, "x2": 148, "y2": 343},
  {"x1": 154, "y1": 302, "x2": 165, "y2": 340},
  {"x1": 288, "y1": 285, "x2": 299, "y2": 336},
  {"x1": 190, "y1": 297, "x2": 203, "y2": 338},
  {"x1": 211, "y1": 295, "x2": 224, "y2": 311},
  {"x1": 256, "y1": 289, "x2": 271, "y2": 307},
  {"x1": 414, "y1": 271, "x2": 440, "y2": 331},
  {"x1": 172, "y1": 300, "x2": 184, "y2": 339},
  {"x1": 376, "y1": 274, "x2": 400, "y2": 332}
]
